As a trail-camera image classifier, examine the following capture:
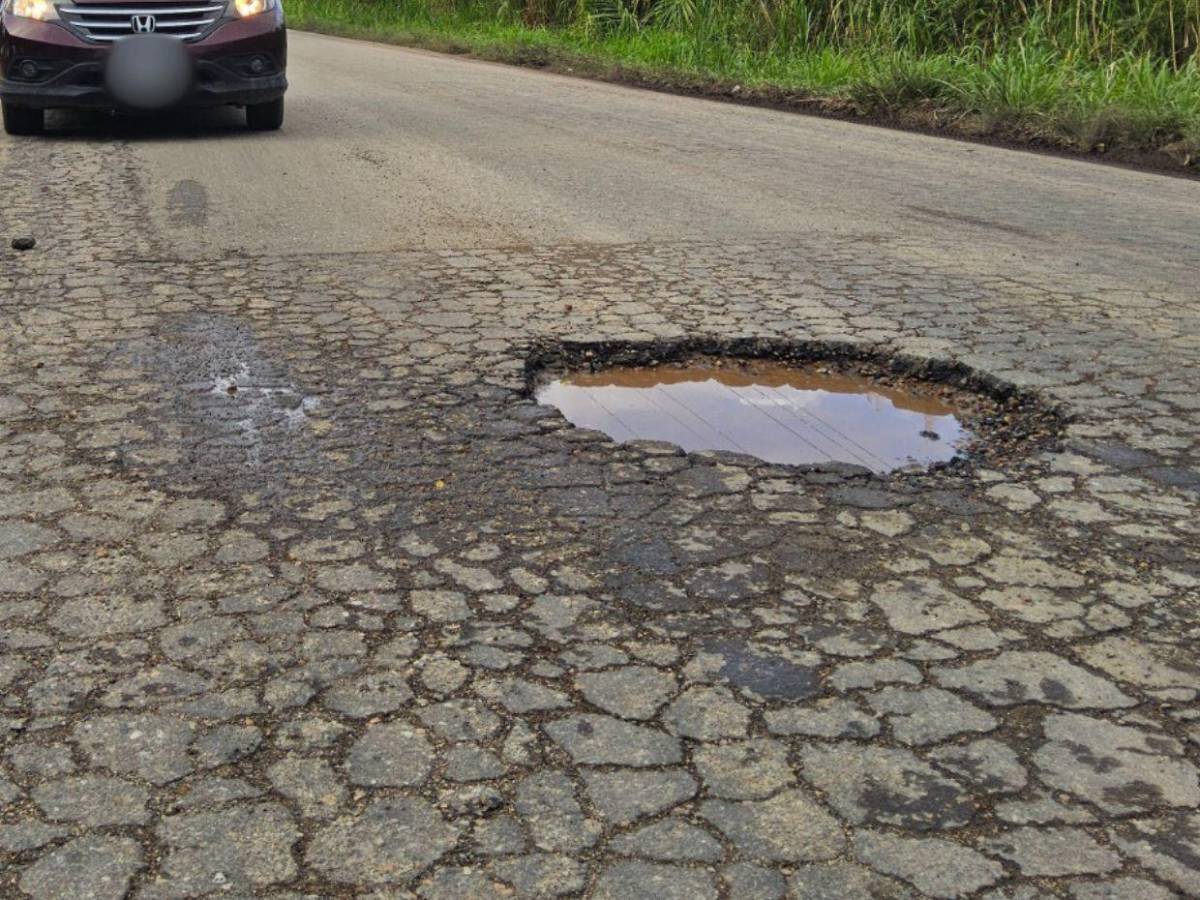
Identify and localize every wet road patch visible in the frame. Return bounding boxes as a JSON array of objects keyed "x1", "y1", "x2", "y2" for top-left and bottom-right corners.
[{"x1": 123, "y1": 315, "x2": 324, "y2": 477}]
